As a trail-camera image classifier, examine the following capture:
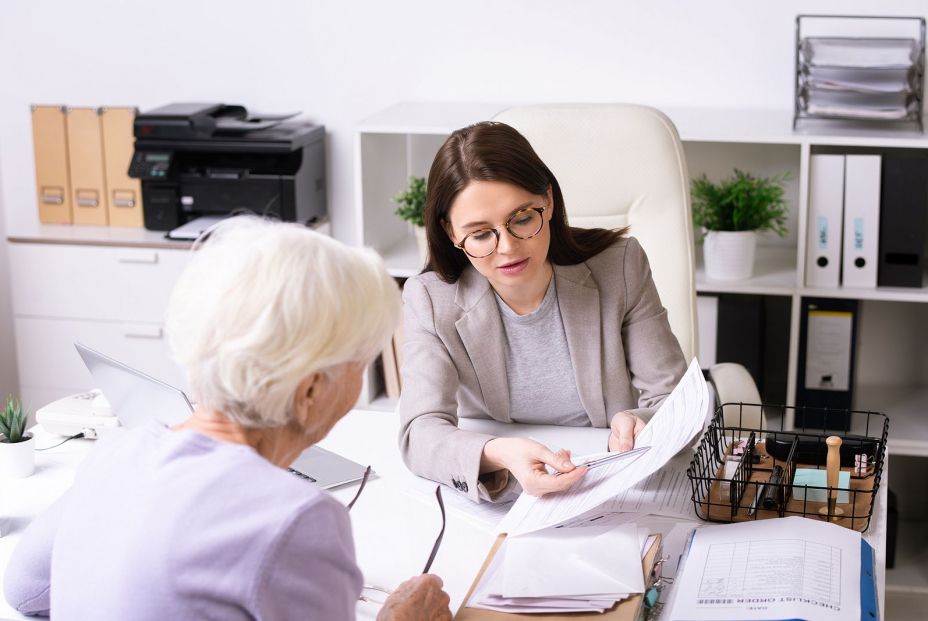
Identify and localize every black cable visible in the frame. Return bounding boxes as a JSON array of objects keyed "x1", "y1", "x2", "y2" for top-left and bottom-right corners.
[{"x1": 36, "y1": 432, "x2": 85, "y2": 451}]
